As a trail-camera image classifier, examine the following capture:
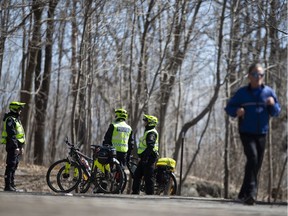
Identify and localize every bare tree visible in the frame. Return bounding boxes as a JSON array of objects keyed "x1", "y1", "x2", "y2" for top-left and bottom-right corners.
[
  {"x1": 175, "y1": 0, "x2": 227, "y2": 183},
  {"x1": 20, "y1": 0, "x2": 44, "y2": 159},
  {"x1": 223, "y1": 0, "x2": 243, "y2": 199},
  {"x1": 158, "y1": 0, "x2": 203, "y2": 156},
  {"x1": 34, "y1": 0, "x2": 59, "y2": 165},
  {"x1": 0, "y1": 0, "x2": 10, "y2": 80}
]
